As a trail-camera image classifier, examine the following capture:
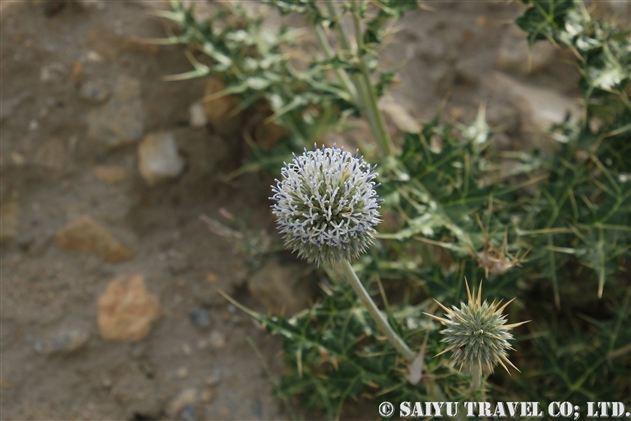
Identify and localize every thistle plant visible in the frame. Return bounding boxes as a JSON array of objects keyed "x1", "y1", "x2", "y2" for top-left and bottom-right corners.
[
  {"x1": 161, "y1": 0, "x2": 630, "y2": 418},
  {"x1": 271, "y1": 144, "x2": 416, "y2": 362},
  {"x1": 425, "y1": 281, "x2": 529, "y2": 391}
]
